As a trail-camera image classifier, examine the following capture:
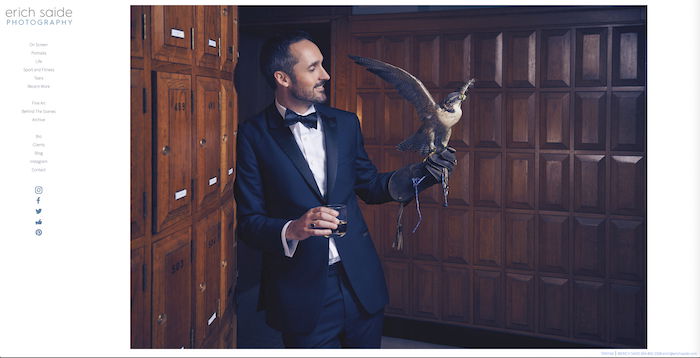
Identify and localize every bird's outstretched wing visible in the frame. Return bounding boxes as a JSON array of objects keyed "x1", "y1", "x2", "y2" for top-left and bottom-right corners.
[{"x1": 349, "y1": 55, "x2": 437, "y2": 120}]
